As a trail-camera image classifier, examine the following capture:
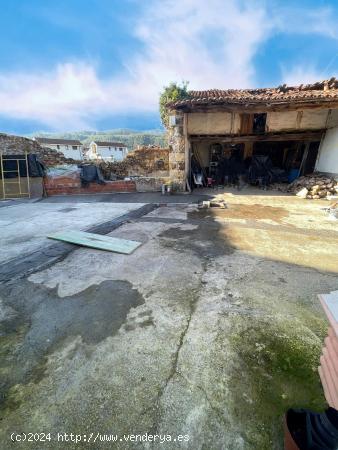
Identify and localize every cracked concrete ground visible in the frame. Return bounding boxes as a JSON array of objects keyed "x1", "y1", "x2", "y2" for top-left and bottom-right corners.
[{"x1": 0, "y1": 192, "x2": 338, "y2": 449}]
